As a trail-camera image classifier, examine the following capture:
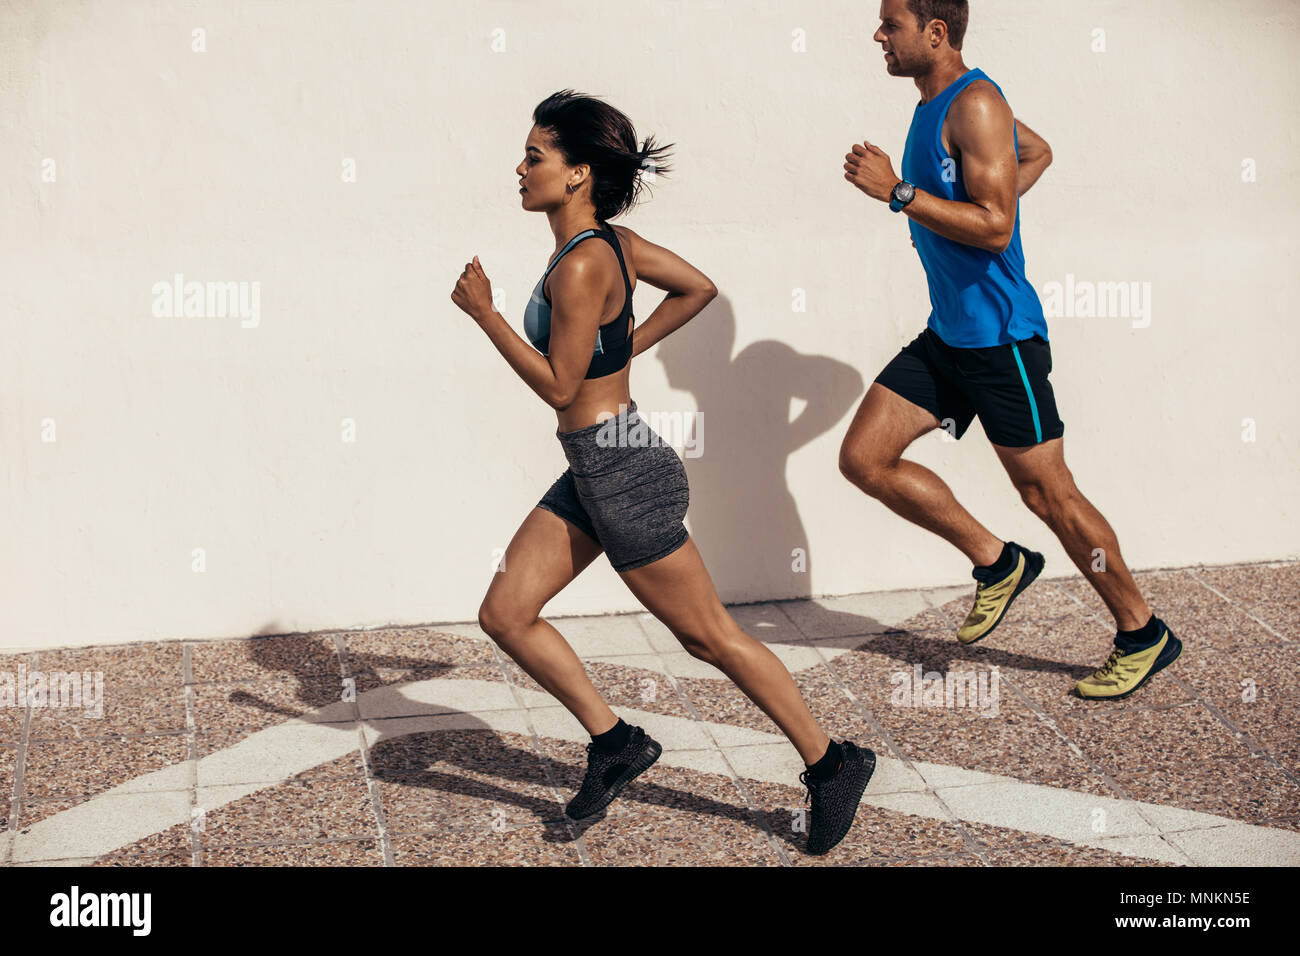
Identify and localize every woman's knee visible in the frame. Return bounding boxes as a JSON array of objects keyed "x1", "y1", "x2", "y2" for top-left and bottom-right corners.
[
  {"x1": 477, "y1": 598, "x2": 537, "y2": 644},
  {"x1": 676, "y1": 618, "x2": 747, "y2": 668}
]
